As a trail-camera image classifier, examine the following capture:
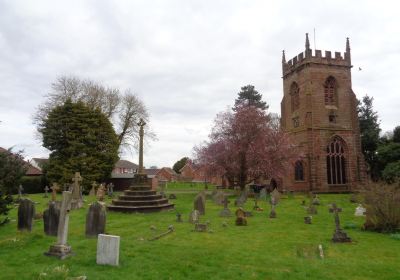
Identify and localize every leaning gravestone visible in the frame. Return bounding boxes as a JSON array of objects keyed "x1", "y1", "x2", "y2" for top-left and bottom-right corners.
[
  {"x1": 97, "y1": 234, "x2": 120, "y2": 266},
  {"x1": 43, "y1": 201, "x2": 60, "y2": 236},
  {"x1": 189, "y1": 210, "x2": 200, "y2": 224},
  {"x1": 45, "y1": 191, "x2": 73, "y2": 259},
  {"x1": 86, "y1": 201, "x2": 106, "y2": 237},
  {"x1": 235, "y1": 189, "x2": 248, "y2": 207},
  {"x1": 18, "y1": 198, "x2": 35, "y2": 231},
  {"x1": 194, "y1": 192, "x2": 206, "y2": 215}
]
